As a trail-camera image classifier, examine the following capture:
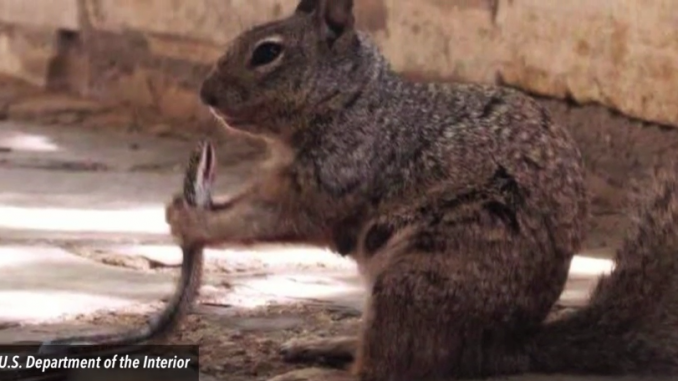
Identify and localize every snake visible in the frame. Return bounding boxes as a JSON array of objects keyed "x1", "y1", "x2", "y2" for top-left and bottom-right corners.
[{"x1": 33, "y1": 139, "x2": 216, "y2": 353}]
